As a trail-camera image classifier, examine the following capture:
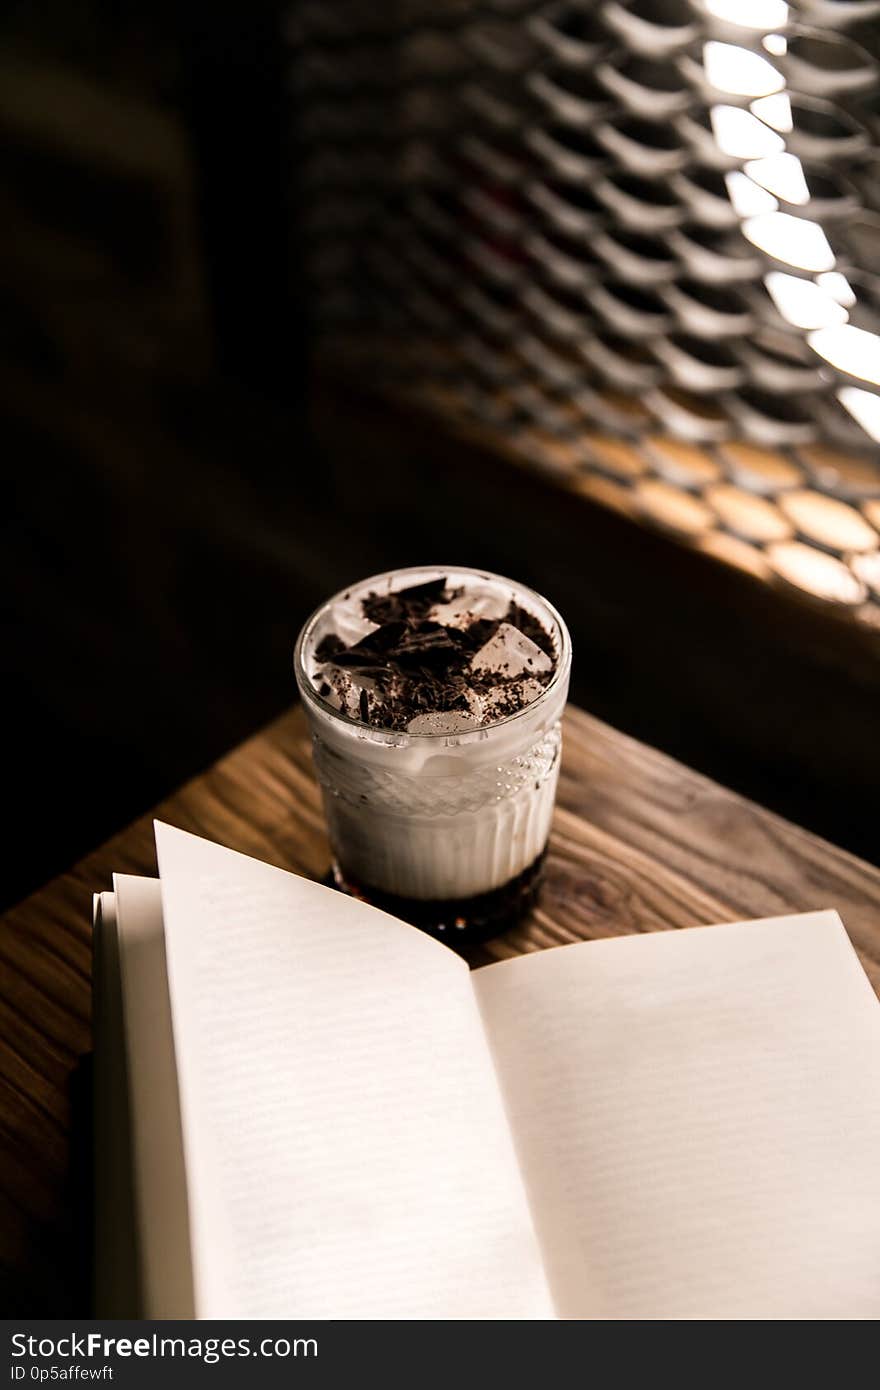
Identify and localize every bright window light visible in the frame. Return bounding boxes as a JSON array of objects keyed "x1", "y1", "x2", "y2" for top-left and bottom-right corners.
[
  {"x1": 710, "y1": 0, "x2": 880, "y2": 445},
  {"x1": 725, "y1": 171, "x2": 777, "y2": 217},
  {"x1": 703, "y1": 42, "x2": 784, "y2": 97},
  {"x1": 744, "y1": 153, "x2": 810, "y2": 205},
  {"x1": 763, "y1": 34, "x2": 787, "y2": 57},
  {"x1": 750, "y1": 93, "x2": 792, "y2": 132},
  {"x1": 711, "y1": 105, "x2": 785, "y2": 158},
  {"x1": 765, "y1": 272, "x2": 848, "y2": 329},
  {"x1": 809, "y1": 325, "x2": 880, "y2": 385},
  {"x1": 704, "y1": 0, "x2": 789, "y2": 28},
  {"x1": 742, "y1": 212, "x2": 836, "y2": 271},
  {"x1": 839, "y1": 386, "x2": 880, "y2": 441},
  {"x1": 817, "y1": 272, "x2": 856, "y2": 308}
]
